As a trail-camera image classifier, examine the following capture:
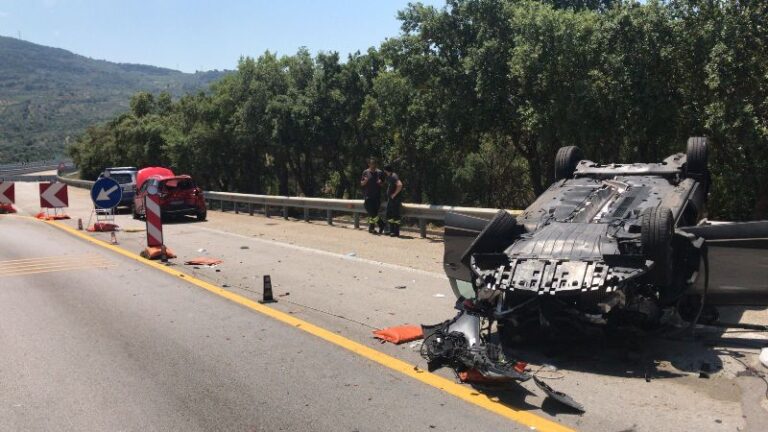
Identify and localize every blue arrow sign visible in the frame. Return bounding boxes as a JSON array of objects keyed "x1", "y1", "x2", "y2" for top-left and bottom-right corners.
[{"x1": 90, "y1": 177, "x2": 123, "y2": 209}]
